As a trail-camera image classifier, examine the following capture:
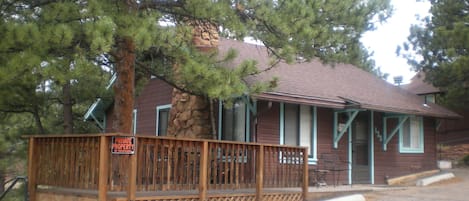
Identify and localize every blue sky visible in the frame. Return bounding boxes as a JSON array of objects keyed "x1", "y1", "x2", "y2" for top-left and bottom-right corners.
[{"x1": 361, "y1": 0, "x2": 431, "y2": 84}]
